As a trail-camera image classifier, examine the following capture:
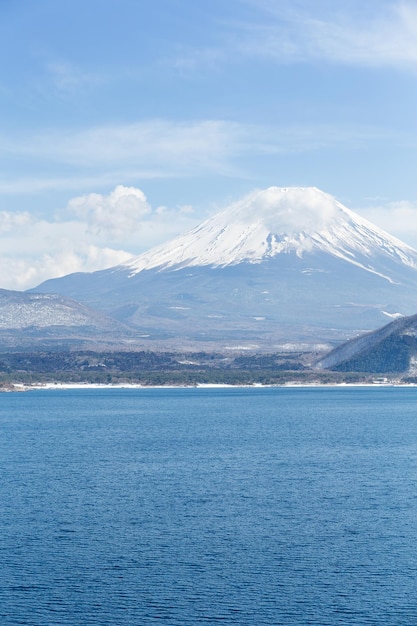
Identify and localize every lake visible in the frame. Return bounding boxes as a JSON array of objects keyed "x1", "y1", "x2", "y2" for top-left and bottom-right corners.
[{"x1": 1, "y1": 386, "x2": 417, "y2": 625}]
